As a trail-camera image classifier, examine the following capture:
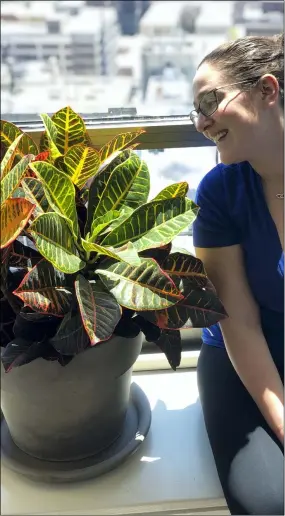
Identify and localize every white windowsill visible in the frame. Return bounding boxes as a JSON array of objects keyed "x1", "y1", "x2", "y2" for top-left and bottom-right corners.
[
  {"x1": 1, "y1": 369, "x2": 228, "y2": 516},
  {"x1": 133, "y1": 350, "x2": 200, "y2": 372}
]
